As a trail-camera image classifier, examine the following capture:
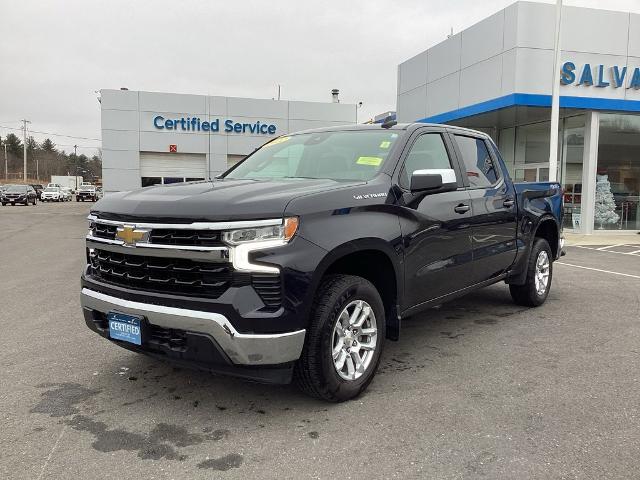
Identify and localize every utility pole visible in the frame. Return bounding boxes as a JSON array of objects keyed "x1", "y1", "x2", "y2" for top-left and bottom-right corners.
[
  {"x1": 3, "y1": 141, "x2": 7, "y2": 180},
  {"x1": 548, "y1": 0, "x2": 563, "y2": 182},
  {"x1": 74, "y1": 145, "x2": 79, "y2": 190},
  {"x1": 22, "y1": 119, "x2": 31, "y2": 181}
]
